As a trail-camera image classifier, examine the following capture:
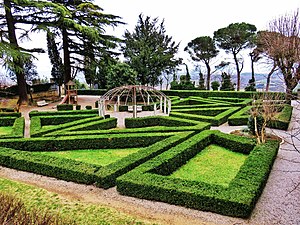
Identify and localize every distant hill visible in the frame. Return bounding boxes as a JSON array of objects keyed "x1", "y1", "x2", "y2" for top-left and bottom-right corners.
[{"x1": 186, "y1": 71, "x2": 286, "y2": 92}]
